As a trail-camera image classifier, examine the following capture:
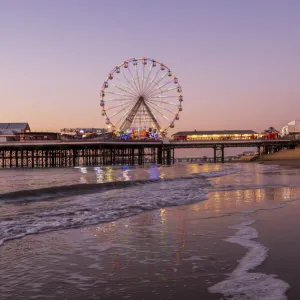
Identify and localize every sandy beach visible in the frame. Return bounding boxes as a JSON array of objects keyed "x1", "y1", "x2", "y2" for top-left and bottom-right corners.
[
  {"x1": 261, "y1": 147, "x2": 300, "y2": 168},
  {"x1": 236, "y1": 147, "x2": 300, "y2": 168},
  {"x1": 263, "y1": 147, "x2": 300, "y2": 161}
]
